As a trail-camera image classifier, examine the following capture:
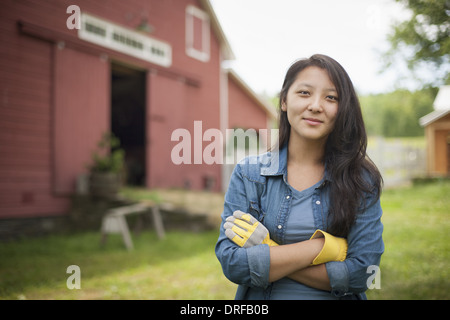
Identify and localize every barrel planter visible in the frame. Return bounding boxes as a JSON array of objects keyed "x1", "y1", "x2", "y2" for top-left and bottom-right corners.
[{"x1": 89, "y1": 171, "x2": 121, "y2": 200}]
